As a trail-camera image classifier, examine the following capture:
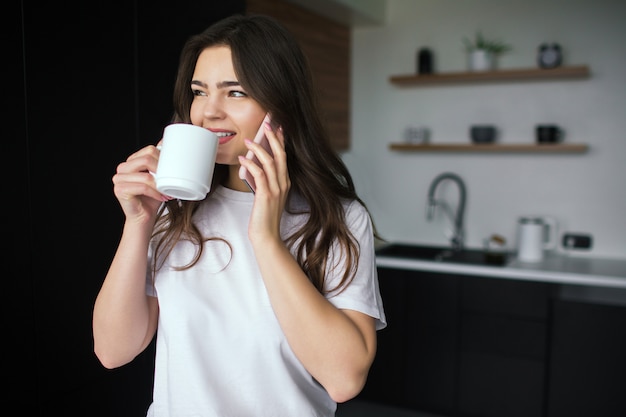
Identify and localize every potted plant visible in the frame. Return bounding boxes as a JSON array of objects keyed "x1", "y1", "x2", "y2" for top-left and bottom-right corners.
[{"x1": 463, "y1": 31, "x2": 512, "y2": 71}]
